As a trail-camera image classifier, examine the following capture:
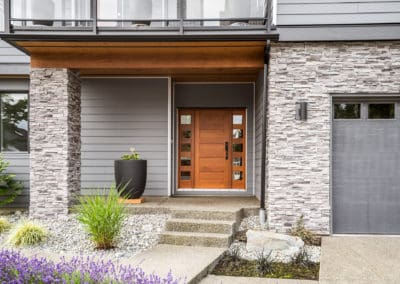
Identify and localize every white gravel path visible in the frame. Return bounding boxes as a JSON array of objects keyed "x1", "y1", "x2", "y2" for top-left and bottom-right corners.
[
  {"x1": 0, "y1": 211, "x2": 169, "y2": 262},
  {"x1": 231, "y1": 216, "x2": 321, "y2": 263}
]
